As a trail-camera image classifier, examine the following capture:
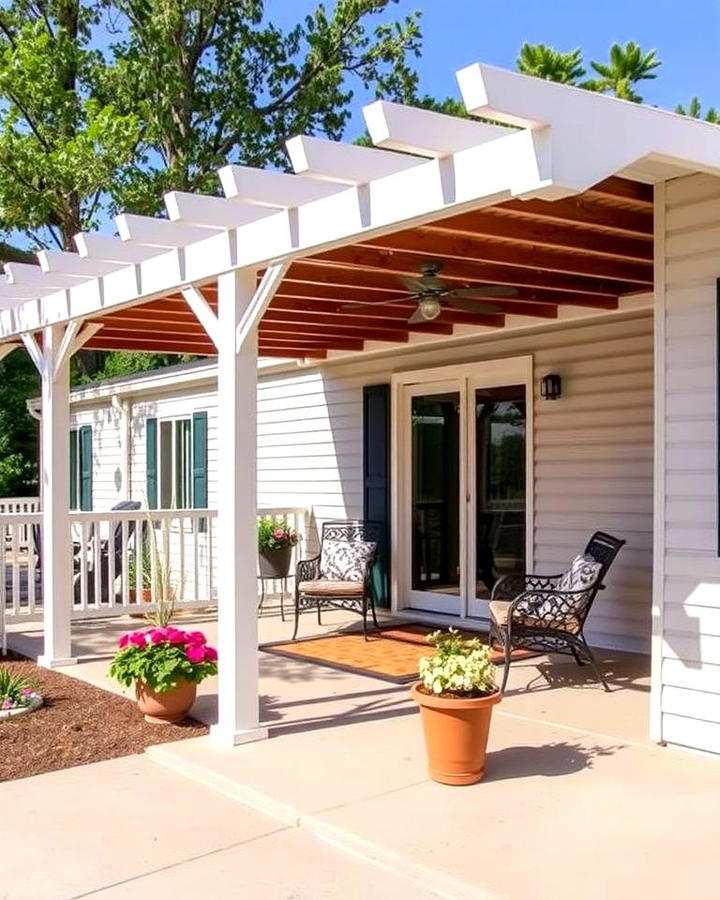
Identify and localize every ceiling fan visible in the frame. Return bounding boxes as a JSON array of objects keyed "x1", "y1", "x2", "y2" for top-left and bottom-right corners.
[{"x1": 341, "y1": 261, "x2": 519, "y2": 324}]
